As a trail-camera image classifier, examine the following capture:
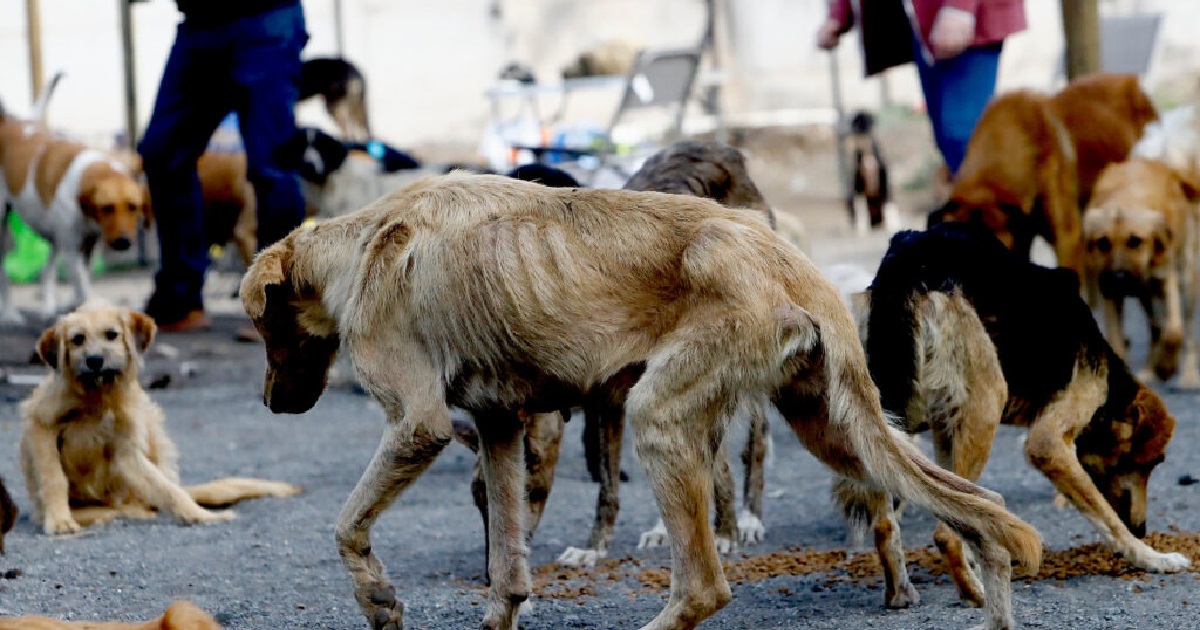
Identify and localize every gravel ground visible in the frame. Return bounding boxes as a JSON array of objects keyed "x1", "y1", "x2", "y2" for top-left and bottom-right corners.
[{"x1": 0, "y1": 293, "x2": 1199, "y2": 630}]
